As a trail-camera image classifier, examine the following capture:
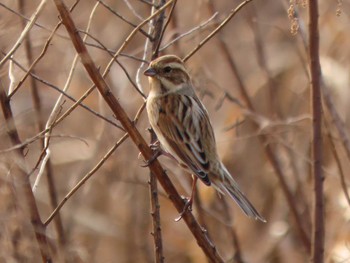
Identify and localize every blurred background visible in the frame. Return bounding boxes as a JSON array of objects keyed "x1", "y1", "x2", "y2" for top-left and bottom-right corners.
[{"x1": 0, "y1": 0, "x2": 349, "y2": 262}]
